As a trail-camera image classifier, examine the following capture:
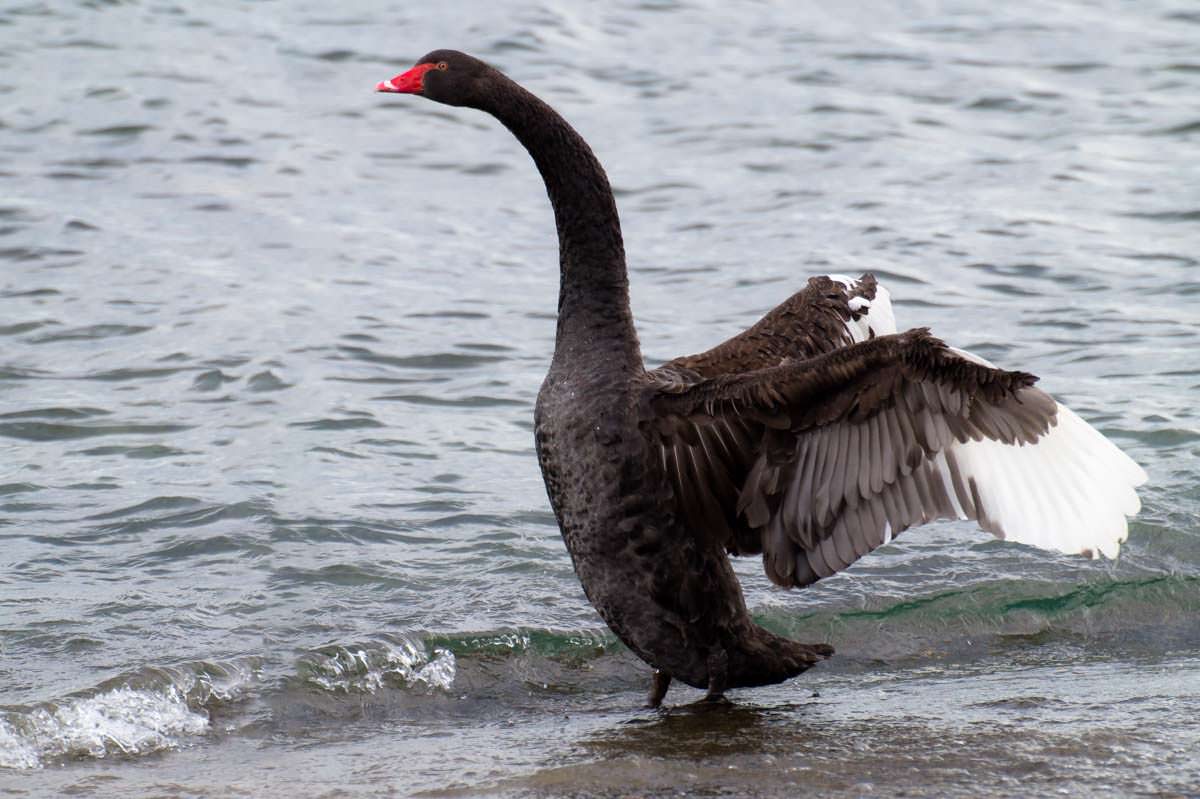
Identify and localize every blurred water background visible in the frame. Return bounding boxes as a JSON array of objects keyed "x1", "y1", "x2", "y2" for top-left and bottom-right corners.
[{"x1": 1, "y1": 1, "x2": 1198, "y2": 796}]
